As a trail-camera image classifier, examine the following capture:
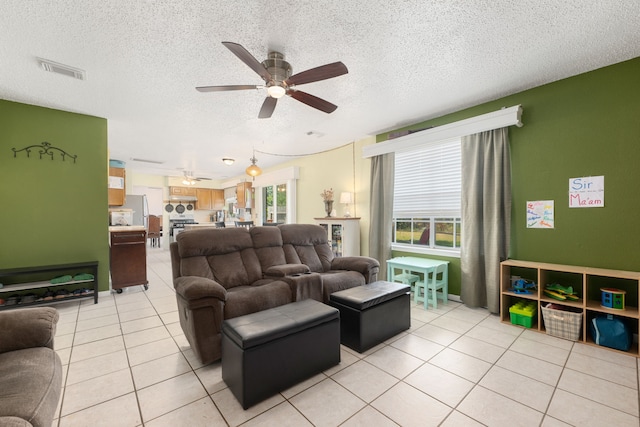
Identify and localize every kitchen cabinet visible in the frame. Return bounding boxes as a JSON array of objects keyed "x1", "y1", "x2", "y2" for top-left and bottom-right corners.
[
  {"x1": 110, "y1": 229, "x2": 148, "y2": 293},
  {"x1": 196, "y1": 188, "x2": 212, "y2": 210},
  {"x1": 108, "y1": 167, "x2": 126, "y2": 206},
  {"x1": 0, "y1": 261, "x2": 98, "y2": 310},
  {"x1": 236, "y1": 182, "x2": 253, "y2": 209},
  {"x1": 195, "y1": 189, "x2": 224, "y2": 210},
  {"x1": 212, "y1": 189, "x2": 224, "y2": 209},
  {"x1": 500, "y1": 259, "x2": 640, "y2": 356},
  {"x1": 169, "y1": 186, "x2": 197, "y2": 197},
  {"x1": 314, "y1": 218, "x2": 361, "y2": 257}
]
